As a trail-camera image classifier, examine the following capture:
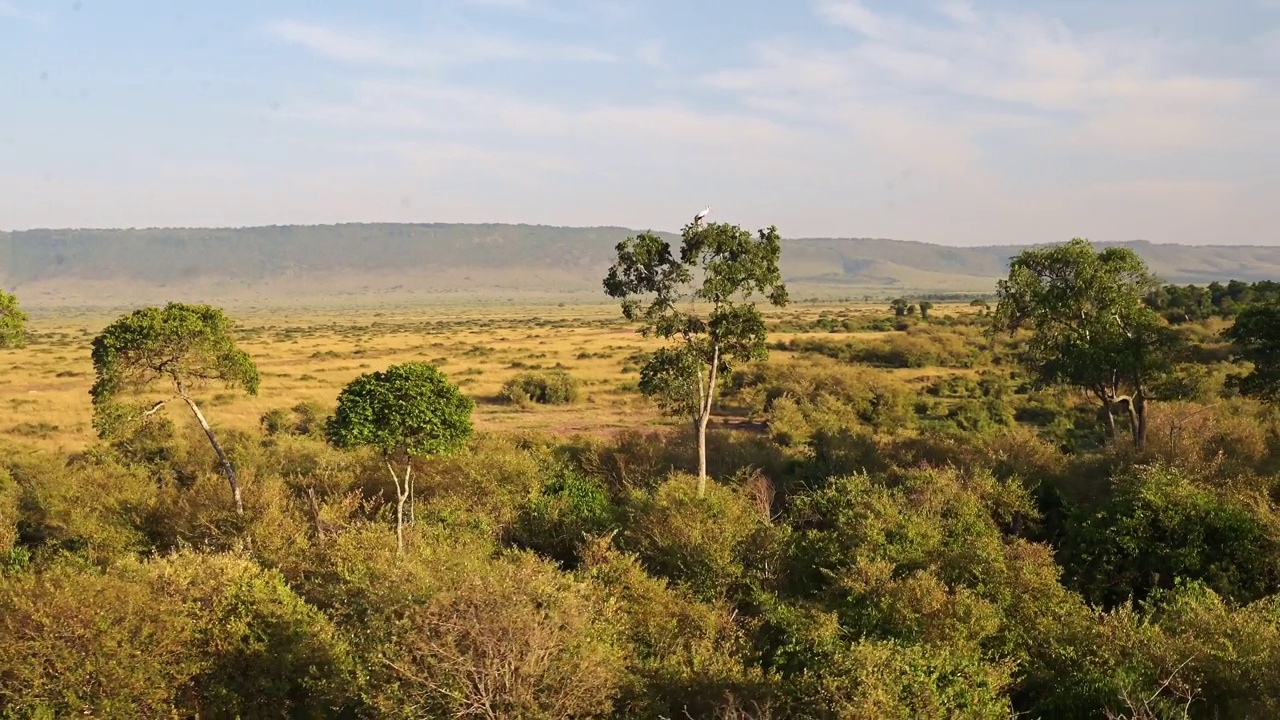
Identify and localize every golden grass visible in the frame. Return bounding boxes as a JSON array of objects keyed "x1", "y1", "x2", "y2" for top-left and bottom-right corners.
[{"x1": 0, "y1": 301, "x2": 981, "y2": 453}]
